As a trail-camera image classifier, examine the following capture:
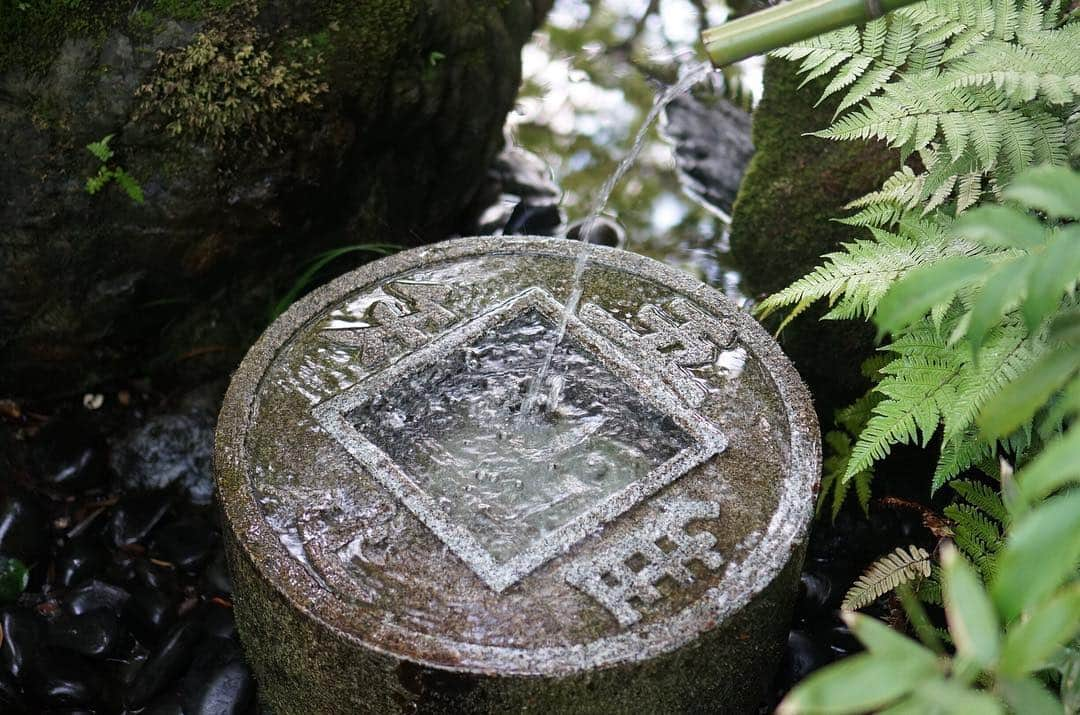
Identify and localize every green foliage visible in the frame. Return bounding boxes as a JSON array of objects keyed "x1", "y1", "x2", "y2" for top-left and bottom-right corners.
[
  {"x1": 134, "y1": 2, "x2": 329, "y2": 153},
  {"x1": 0, "y1": 556, "x2": 28, "y2": 603},
  {"x1": 84, "y1": 135, "x2": 145, "y2": 205},
  {"x1": 772, "y1": 0, "x2": 1076, "y2": 224},
  {"x1": 841, "y1": 545, "x2": 931, "y2": 612},
  {"x1": 269, "y1": 244, "x2": 398, "y2": 321}
]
